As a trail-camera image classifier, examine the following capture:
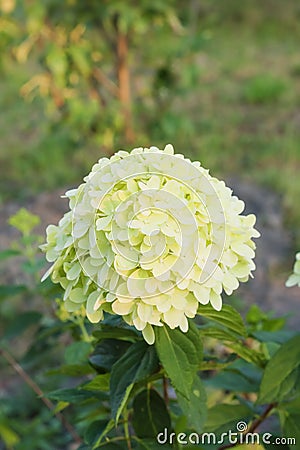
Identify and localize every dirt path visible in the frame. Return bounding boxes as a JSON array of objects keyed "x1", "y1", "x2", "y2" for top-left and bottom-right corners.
[
  {"x1": 227, "y1": 178, "x2": 299, "y2": 329},
  {"x1": 0, "y1": 181, "x2": 299, "y2": 329}
]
